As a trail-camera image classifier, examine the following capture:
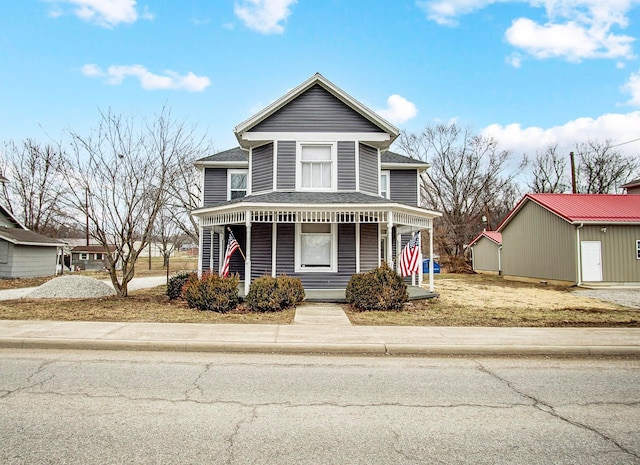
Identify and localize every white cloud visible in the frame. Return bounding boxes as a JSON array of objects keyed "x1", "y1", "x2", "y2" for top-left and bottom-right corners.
[
  {"x1": 418, "y1": 0, "x2": 639, "y2": 63},
  {"x1": 45, "y1": 0, "x2": 150, "y2": 28},
  {"x1": 234, "y1": 0, "x2": 296, "y2": 34},
  {"x1": 482, "y1": 112, "x2": 640, "y2": 157},
  {"x1": 376, "y1": 95, "x2": 418, "y2": 125},
  {"x1": 417, "y1": 0, "x2": 501, "y2": 26},
  {"x1": 82, "y1": 64, "x2": 211, "y2": 92},
  {"x1": 622, "y1": 69, "x2": 640, "y2": 106}
]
